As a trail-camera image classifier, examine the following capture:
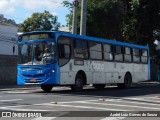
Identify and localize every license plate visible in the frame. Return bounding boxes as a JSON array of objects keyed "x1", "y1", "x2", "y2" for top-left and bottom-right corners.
[{"x1": 30, "y1": 78, "x2": 36, "y2": 83}]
